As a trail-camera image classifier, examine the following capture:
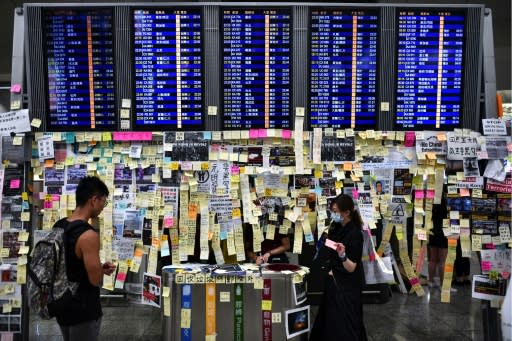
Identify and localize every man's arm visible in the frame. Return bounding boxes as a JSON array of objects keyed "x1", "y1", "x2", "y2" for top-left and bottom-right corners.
[{"x1": 76, "y1": 230, "x2": 103, "y2": 286}]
